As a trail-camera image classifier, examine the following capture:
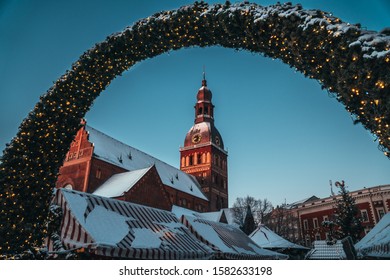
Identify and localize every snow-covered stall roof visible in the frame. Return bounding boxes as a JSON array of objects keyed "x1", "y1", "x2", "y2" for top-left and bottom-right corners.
[
  {"x1": 249, "y1": 225, "x2": 308, "y2": 250},
  {"x1": 85, "y1": 125, "x2": 207, "y2": 201},
  {"x1": 180, "y1": 215, "x2": 287, "y2": 260},
  {"x1": 47, "y1": 189, "x2": 213, "y2": 259},
  {"x1": 355, "y1": 213, "x2": 390, "y2": 259},
  {"x1": 305, "y1": 237, "x2": 356, "y2": 260},
  {"x1": 93, "y1": 166, "x2": 152, "y2": 198},
  {"x1": 221, "y1": 208, "x2": 240, "y2": 227},
  {"x1": 171, "y1": 205, "x2": 202, "y2": 218},
  {"x1": 171, "y1": 206, "x2": 239, "y2": 228}
]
